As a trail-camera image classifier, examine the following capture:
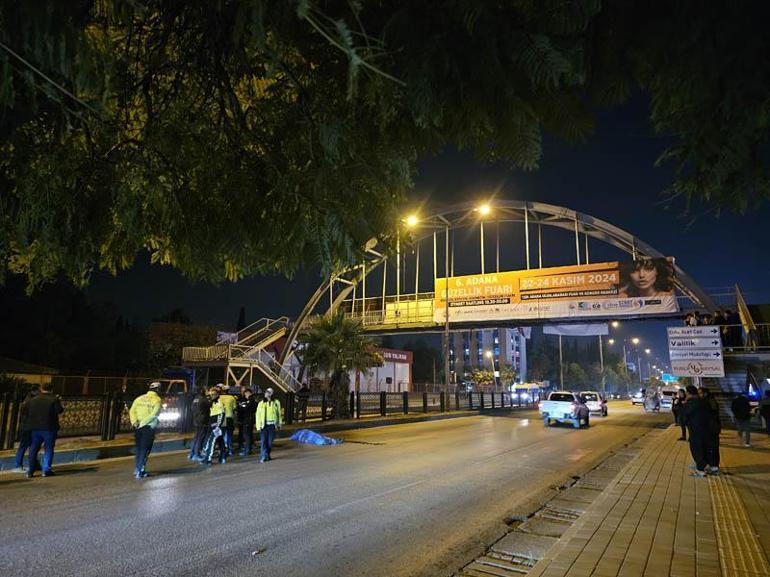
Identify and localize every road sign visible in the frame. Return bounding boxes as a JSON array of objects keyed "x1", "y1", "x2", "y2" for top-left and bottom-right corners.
[
  {"x1": 667, "y1": 326, "x2": 721, "y2": 338},
  {"x1": 669, "y1": 350, "x2": 723, "y2": 361},
  {"x1": 670, "y1": 359, "x2": 725, "y2": 378},
  {"x1": 667, "y1": 326, "x2": 724, "y2": 378},
  {"x1": 668, "y1": 337, "x2": 722, "y2": 349}
]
